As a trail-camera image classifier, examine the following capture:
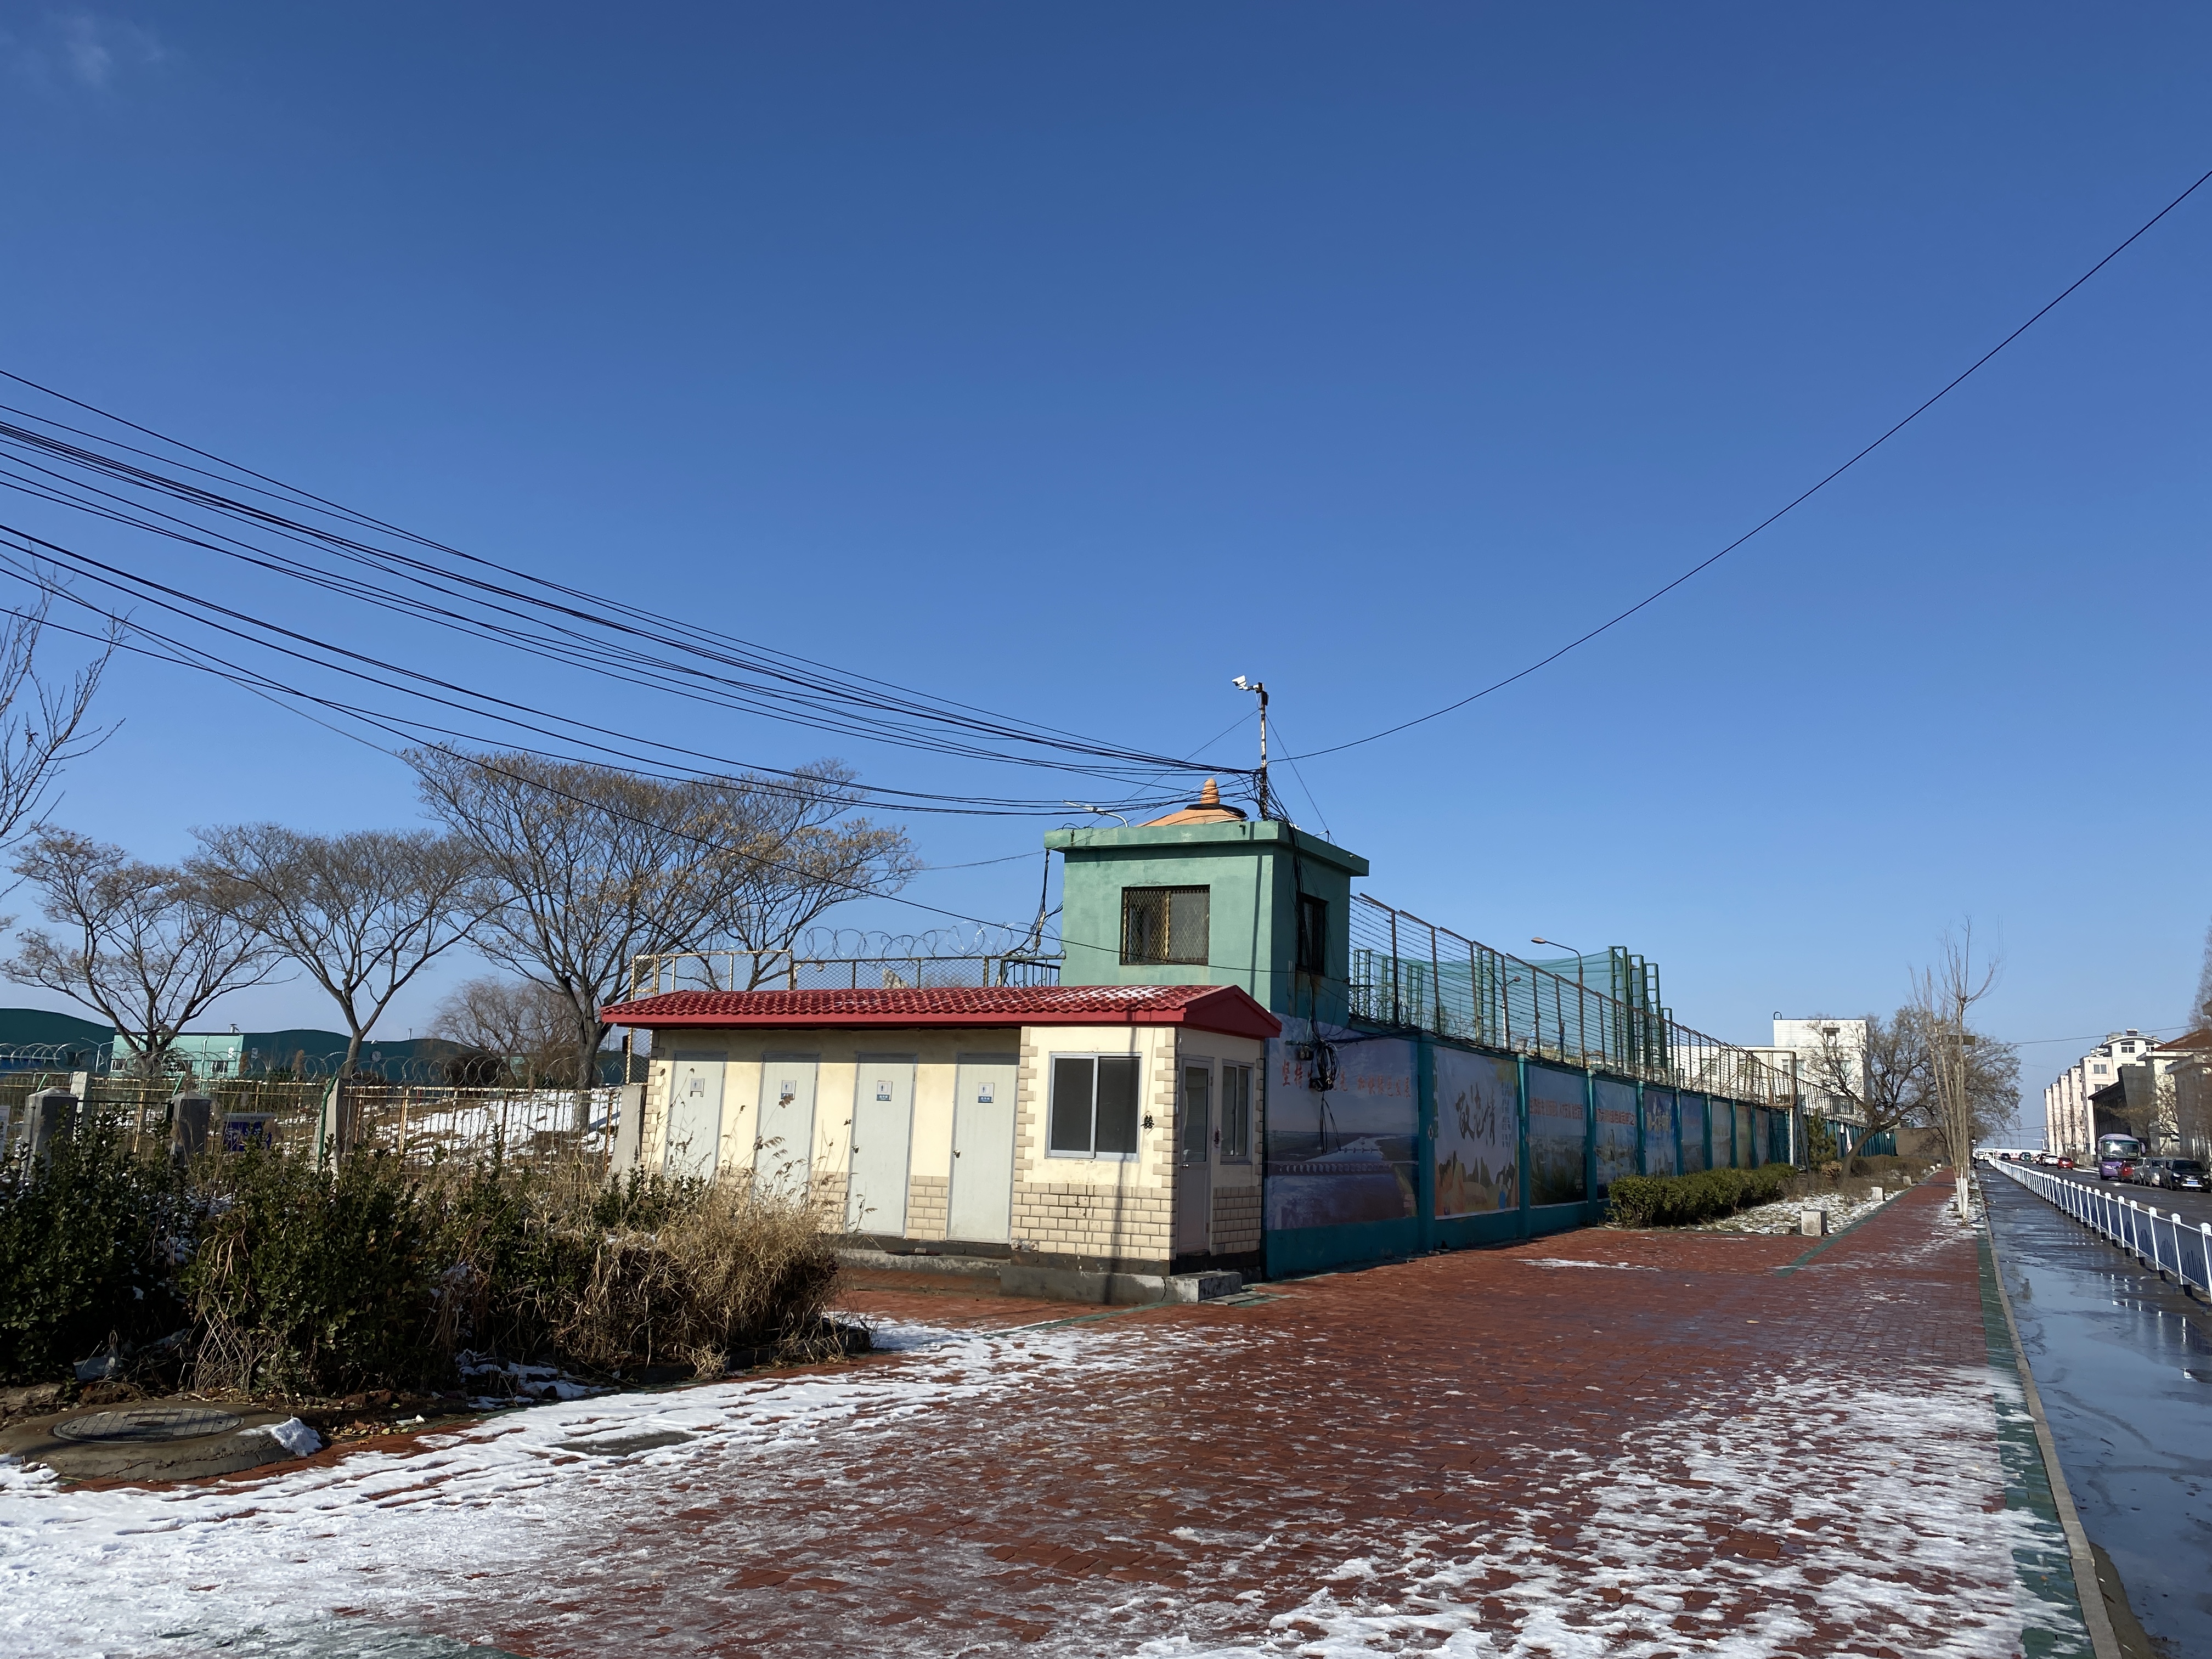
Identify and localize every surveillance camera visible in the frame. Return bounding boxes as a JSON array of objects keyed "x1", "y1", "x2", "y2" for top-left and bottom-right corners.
[{"x1": 1232, "y1": 676, "x2": 1249, "y2": 690}]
